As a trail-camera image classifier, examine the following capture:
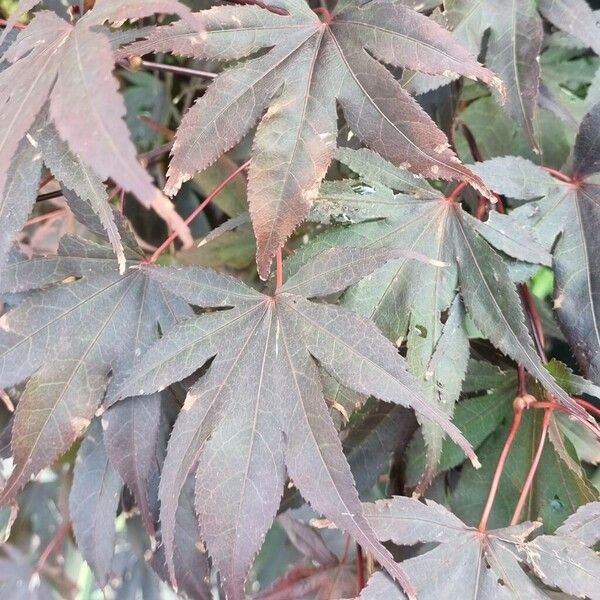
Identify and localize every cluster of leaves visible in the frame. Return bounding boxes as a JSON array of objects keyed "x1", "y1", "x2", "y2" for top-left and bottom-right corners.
[{"x1": 0, "y1": 0, "x2": 599, "y2": 598}]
